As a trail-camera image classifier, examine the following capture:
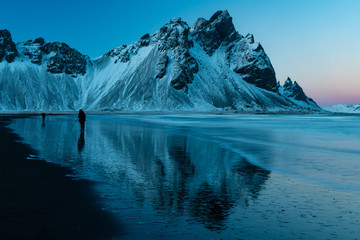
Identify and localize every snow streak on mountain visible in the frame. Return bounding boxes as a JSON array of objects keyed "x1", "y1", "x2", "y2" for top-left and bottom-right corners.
[{"x1": 0, "y1": 10, "x2": 321, "y2": 112}]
